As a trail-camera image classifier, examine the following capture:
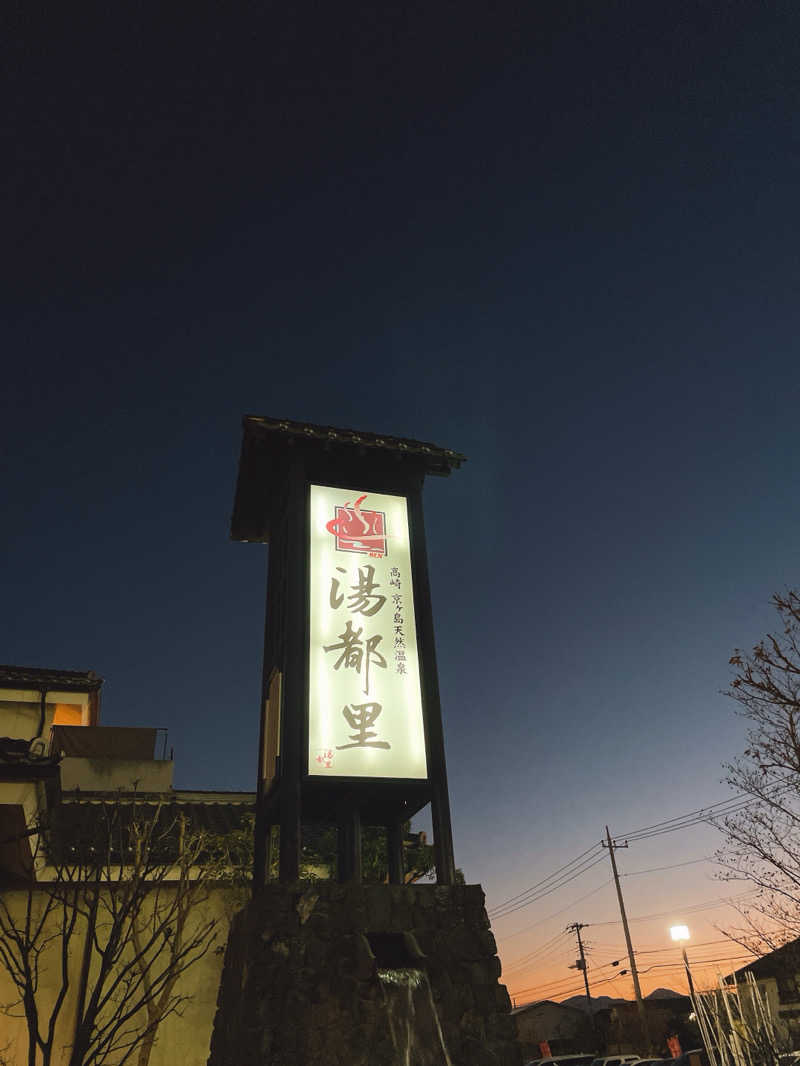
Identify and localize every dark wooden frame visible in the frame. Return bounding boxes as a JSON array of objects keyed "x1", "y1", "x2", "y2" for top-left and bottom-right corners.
[{"x1": 236, "y1": 424, "x2": 459, "y2": 887}]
